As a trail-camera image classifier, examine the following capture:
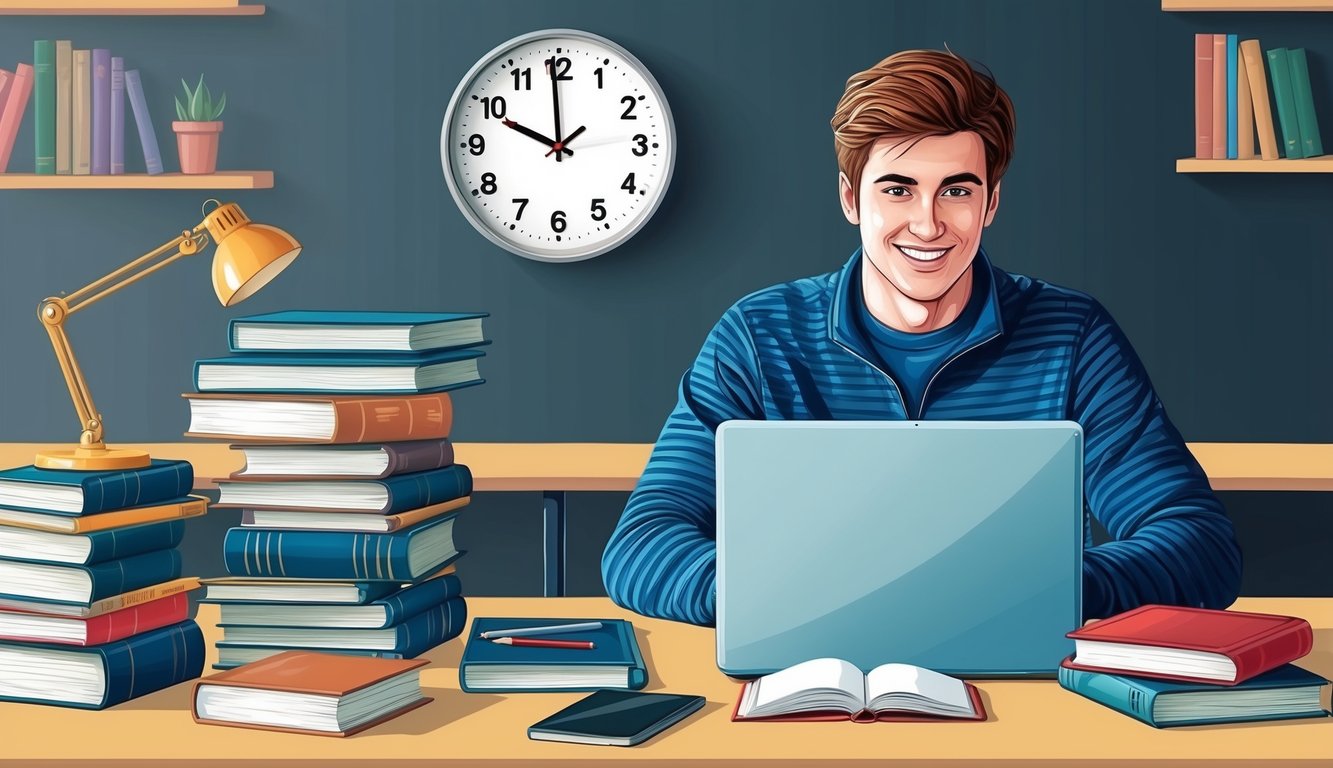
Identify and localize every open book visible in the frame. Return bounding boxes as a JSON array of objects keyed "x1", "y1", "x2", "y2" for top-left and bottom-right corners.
[{"x1": 732, "y1": 658, "x2": 986, "y2": 723}]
